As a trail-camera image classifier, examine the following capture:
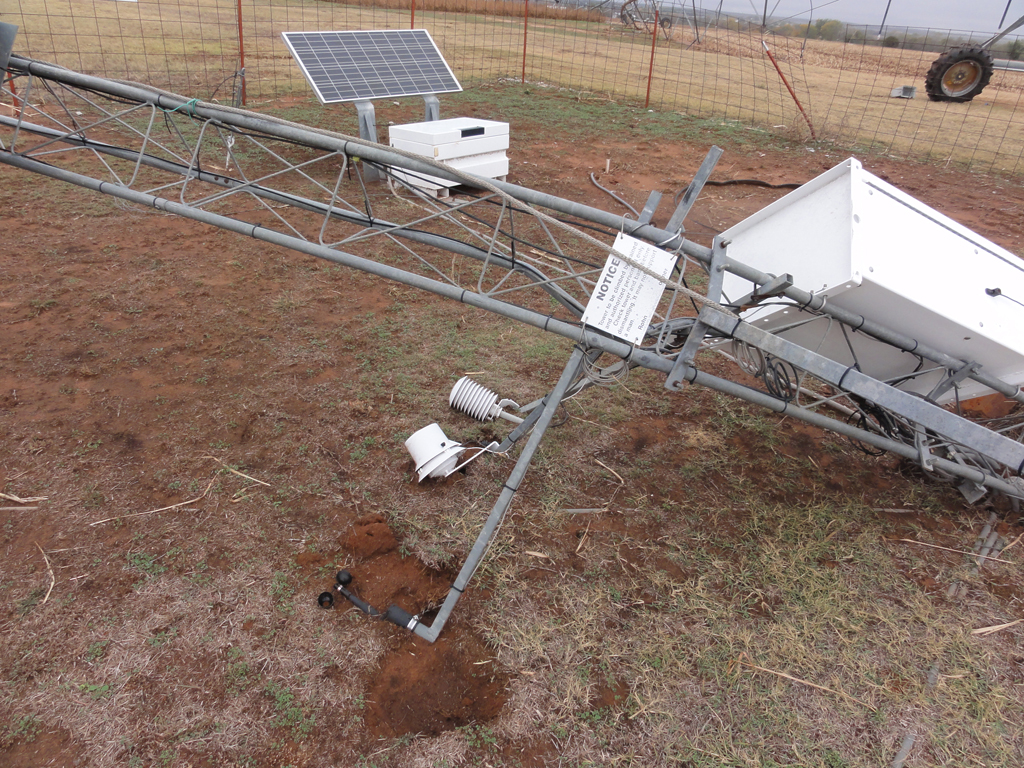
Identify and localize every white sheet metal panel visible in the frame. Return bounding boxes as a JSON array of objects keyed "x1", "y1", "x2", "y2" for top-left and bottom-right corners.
[
  {"x1": 720, "y1": 158, "x2": 1024, "y2": 402},
  {"x1": 391, "y1": 153, "x2": 509, "y2": 192},
  {"x1": 390, "y1": 118, "x2": 509, "y2": 161},
  {"x1": 389, "y1": 117, "x2": 509, "y2": 145},
  {"x1": 391, "y1": 134, "x2": 510, "y2": 161}
]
